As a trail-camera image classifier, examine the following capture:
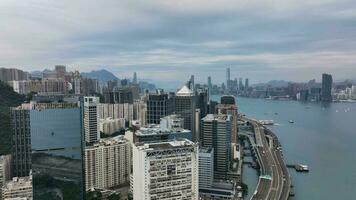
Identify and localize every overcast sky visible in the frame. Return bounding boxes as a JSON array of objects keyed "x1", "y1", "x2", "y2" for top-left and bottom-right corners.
[{"x1": 1, "y1": 0, "x2": 356, "y2": 86}]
